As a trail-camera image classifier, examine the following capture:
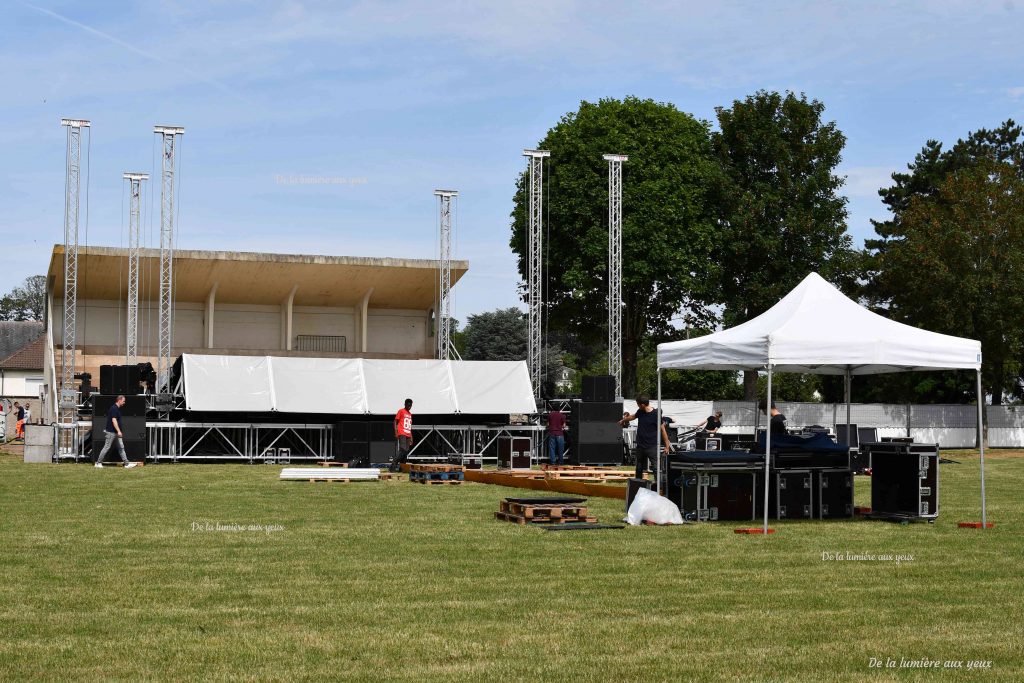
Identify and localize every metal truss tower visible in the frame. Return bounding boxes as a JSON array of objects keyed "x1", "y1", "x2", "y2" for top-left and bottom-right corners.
[
  {"x1": 124, "y1": 172, "x2": 149, "y2": 364},
  {"x1": 434, "y1": 189, "x2": 458, "y2": 360},
  {"x1": 523, "y1": 149, "x2": 549, "y2": 400},
  {"x1": 154, "y1": 126, "x2": 184, "y2": 392},
  {"x1": 604, "y1": 154, "x2": 627, "y2": 399},
  {"x1": 59, "y1": 118, "x2": 90, "y2": 425}
]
